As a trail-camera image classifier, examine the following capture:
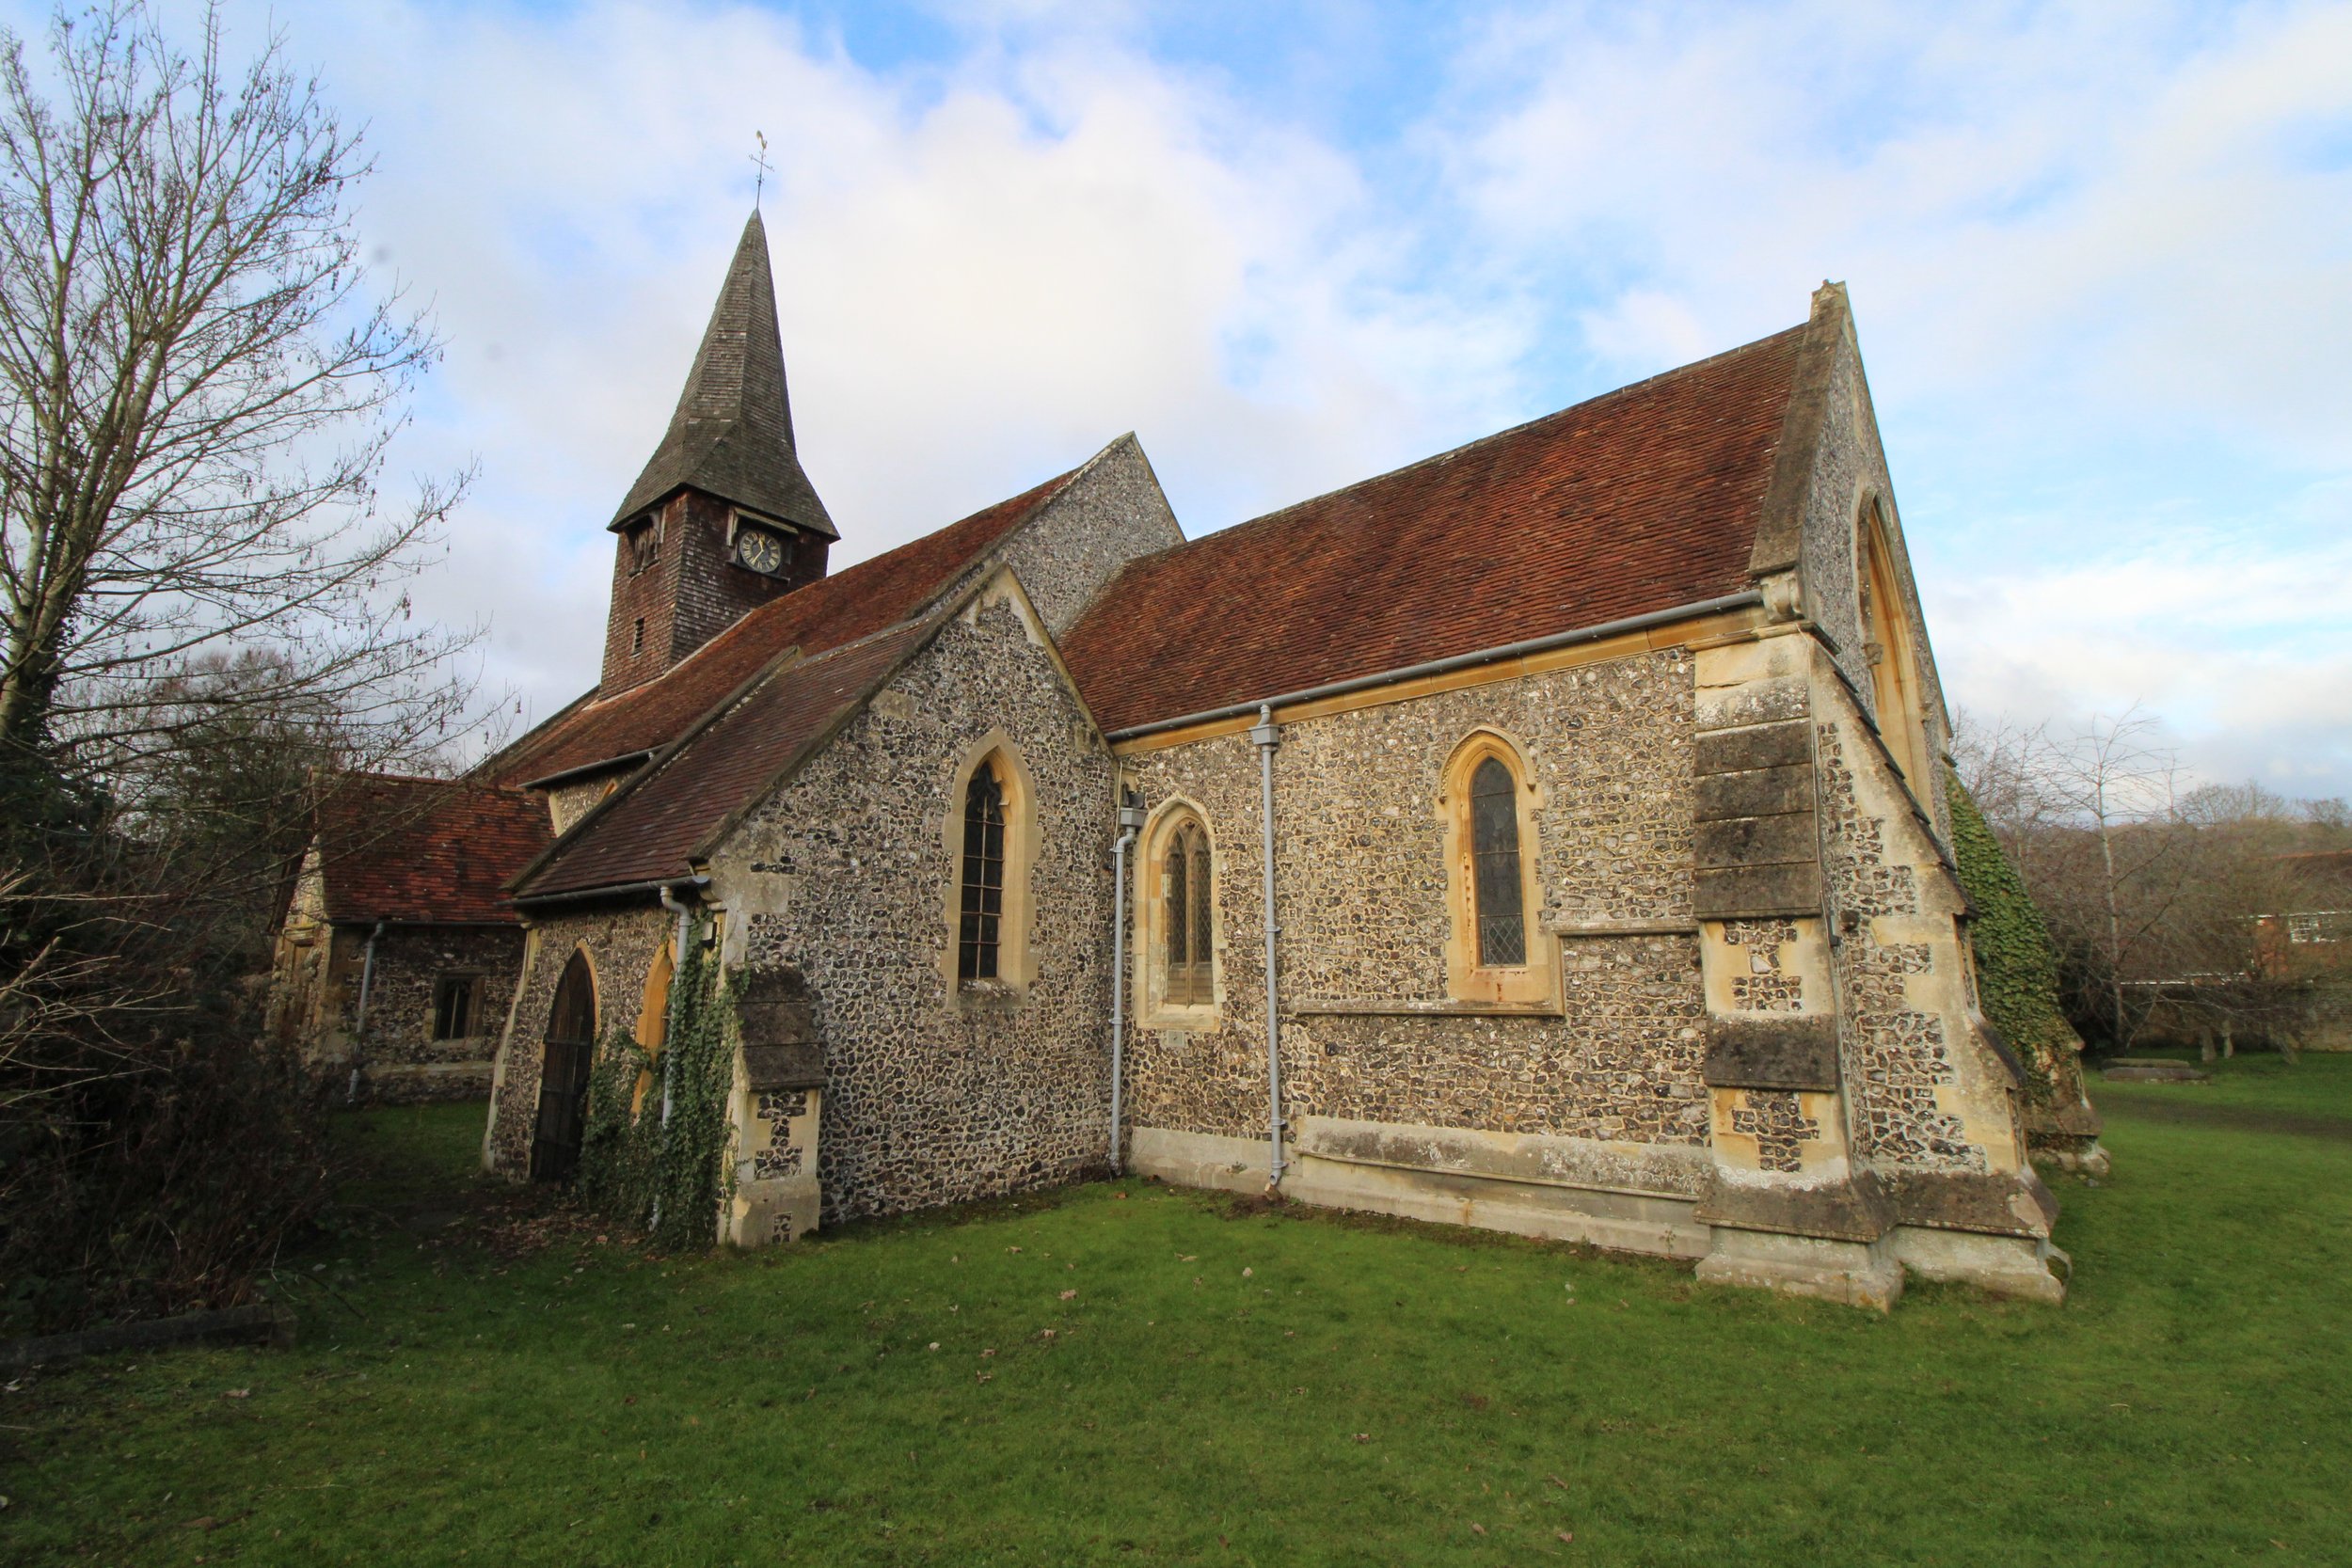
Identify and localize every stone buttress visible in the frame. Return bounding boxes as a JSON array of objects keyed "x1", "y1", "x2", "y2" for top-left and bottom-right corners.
[{"x1": 1688, "y1": 615, "x2": 2063, "y2": 1307}]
